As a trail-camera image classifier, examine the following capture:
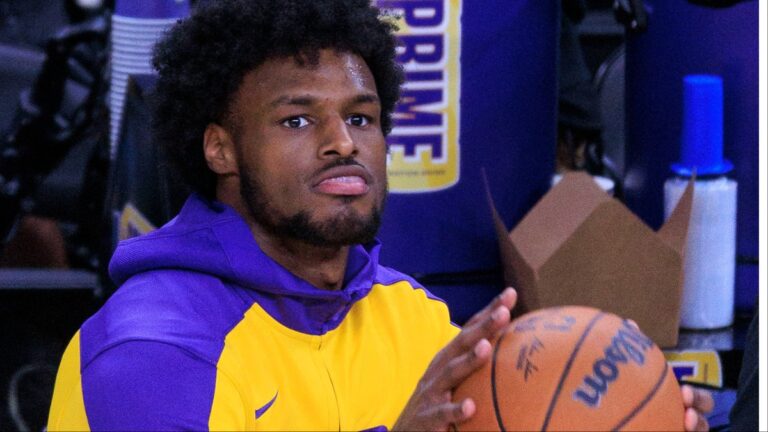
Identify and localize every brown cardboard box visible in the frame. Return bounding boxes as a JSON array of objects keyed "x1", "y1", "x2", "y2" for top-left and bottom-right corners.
[{"x1": 488, "y1": 171, "x2": 694, "y2": 348}]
